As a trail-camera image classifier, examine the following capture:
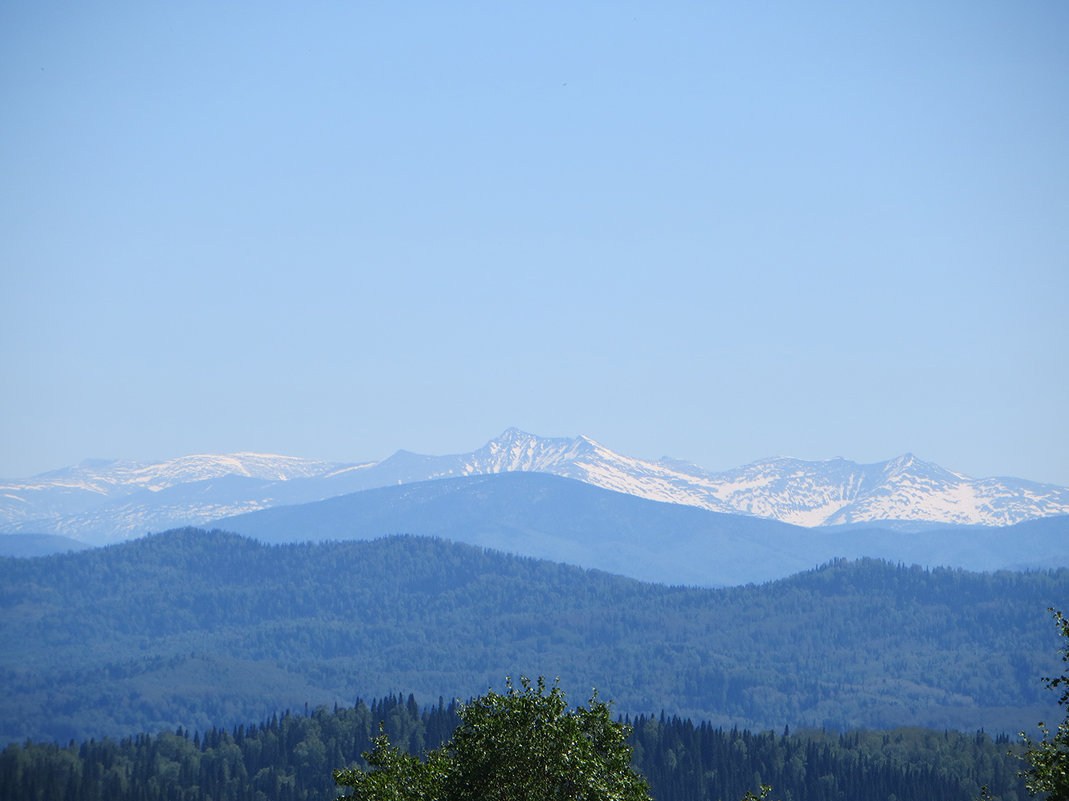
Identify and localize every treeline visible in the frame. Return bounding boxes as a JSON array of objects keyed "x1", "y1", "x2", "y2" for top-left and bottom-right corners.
[
  {"x1": 629, "y1": 716, "x2": 1024, "y2": 801},
  {"x1": 0, "y1": 694, "x2": 1028, "y2": 801}
]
